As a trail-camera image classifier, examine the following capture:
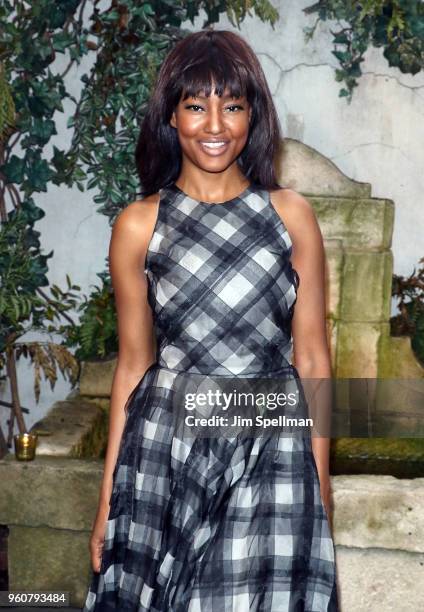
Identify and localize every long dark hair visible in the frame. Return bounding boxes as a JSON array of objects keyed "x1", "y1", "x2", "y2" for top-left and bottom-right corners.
[{"x1": 135, "y1": 29, "x2": 283, "y2": 197}]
